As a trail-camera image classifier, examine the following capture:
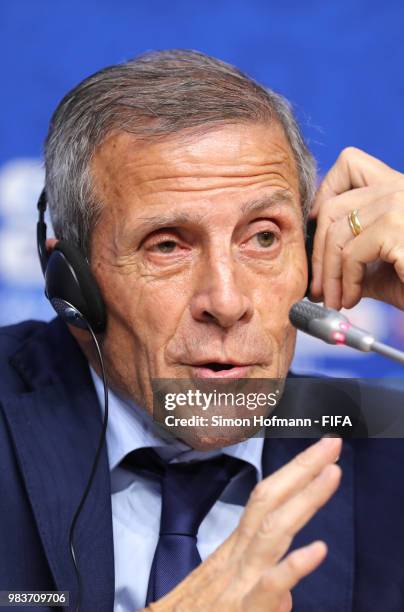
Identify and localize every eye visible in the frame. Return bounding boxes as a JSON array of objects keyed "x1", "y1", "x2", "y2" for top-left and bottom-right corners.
[
  {"x1": 254, "y1": 230, "x2": 276, "y2": 248},
  {"x1": 154, "y1": 240, "x2": 178, "y2": 253}
]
